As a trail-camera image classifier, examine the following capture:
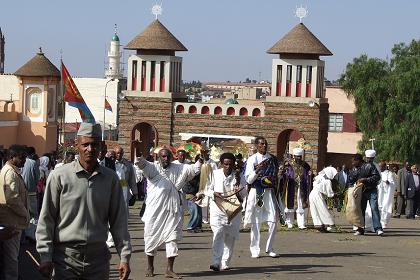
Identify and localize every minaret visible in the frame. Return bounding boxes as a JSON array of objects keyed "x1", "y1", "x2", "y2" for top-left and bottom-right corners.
[
  {"x1": 105, "y1": 24, "x2": 122, "y2": 79},
  {"x1": 0, "y1": 27, "x2": 5, "y2": 74}
]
